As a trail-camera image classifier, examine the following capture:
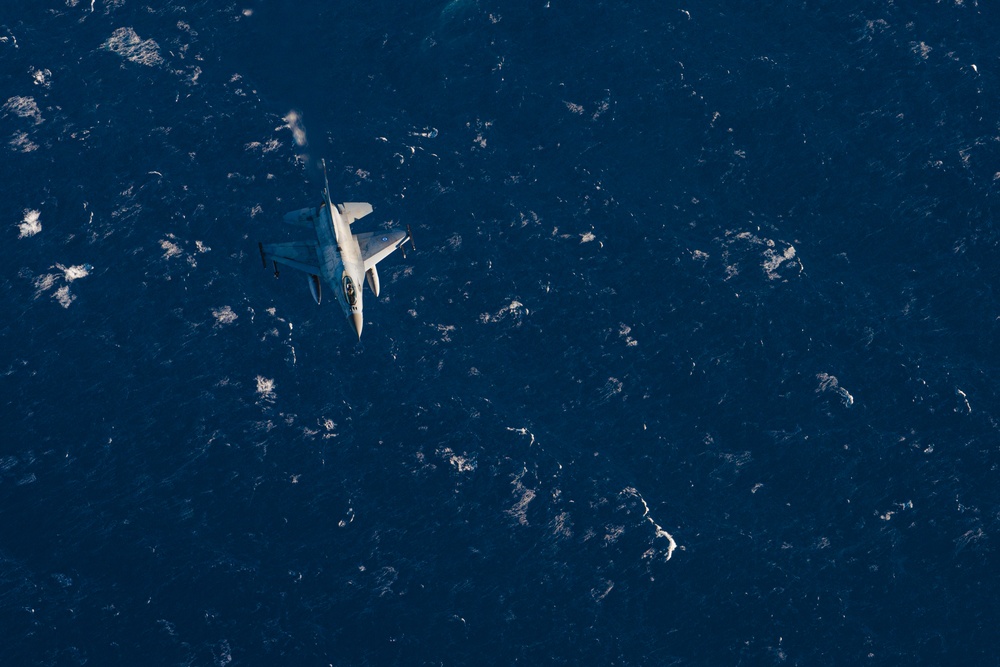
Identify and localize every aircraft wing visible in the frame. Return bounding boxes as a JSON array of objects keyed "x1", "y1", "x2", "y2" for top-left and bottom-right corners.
[
  {"x1": 259, "y1": 240, "x2": 322, "y2": 275},
  {"x1": 337, "y1": 202, "x2": 373, "y2": 225},
  {"x1": 355, "y1": 229, "x2": 410, "y2": 272},
  {"x1": 283, "y1": 206, "x2": 319, "y2": 228}
]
